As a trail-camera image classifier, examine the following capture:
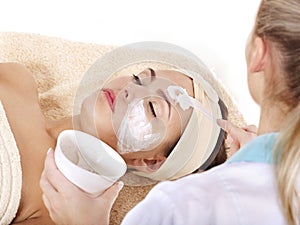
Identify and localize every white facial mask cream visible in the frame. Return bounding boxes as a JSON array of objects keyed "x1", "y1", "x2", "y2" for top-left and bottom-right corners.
[
  {"x1": 167, "y1": 85, "x2": 214, "y2": 120},
  {"x1": 117, "y1": 99, "x2": 162, "y2": 154}
]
